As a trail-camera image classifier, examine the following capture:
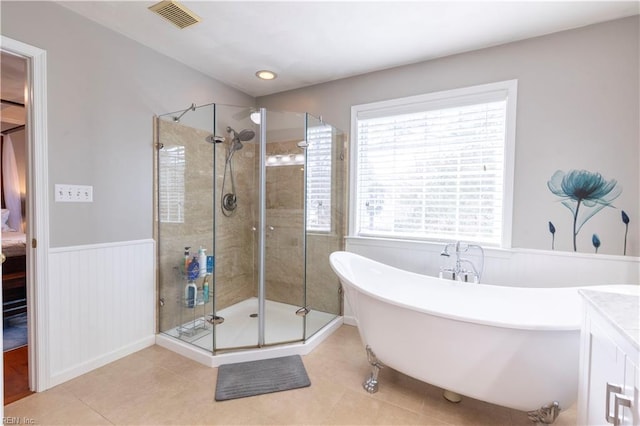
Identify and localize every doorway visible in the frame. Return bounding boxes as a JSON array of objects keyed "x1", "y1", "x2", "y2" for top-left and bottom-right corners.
[
  {"x1": 1, "y1": 36, "x2": 49, "y2": 413},
  {"x1": 1, "y1": 51, "x2": 31, "y2": 404}
]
